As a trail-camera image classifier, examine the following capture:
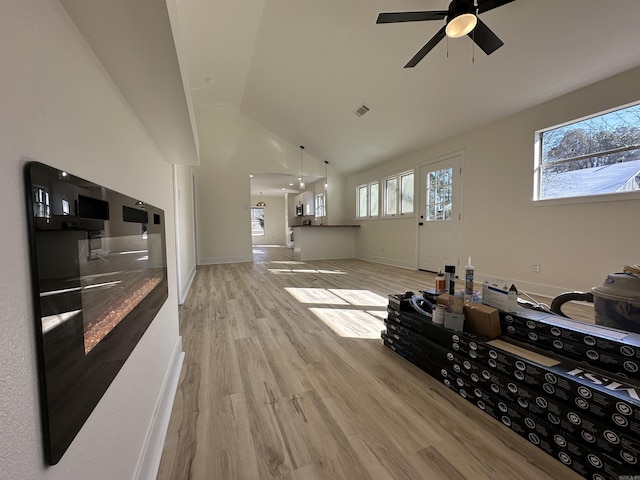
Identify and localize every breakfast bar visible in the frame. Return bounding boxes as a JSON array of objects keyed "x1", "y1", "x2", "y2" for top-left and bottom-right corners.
[{"x1": 292, "y1": 225, "x2": 360, "y2": 260}]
